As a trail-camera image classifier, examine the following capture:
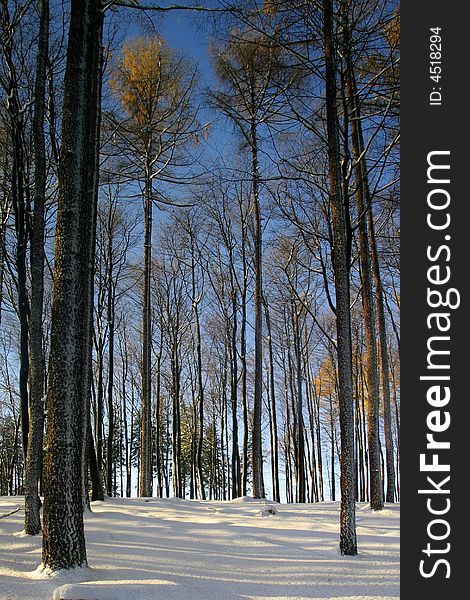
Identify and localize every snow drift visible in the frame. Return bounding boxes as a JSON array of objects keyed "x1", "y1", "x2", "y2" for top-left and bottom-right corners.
[{"x1": 0, "y1": 497, "x2": 399, "y2": 600}]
